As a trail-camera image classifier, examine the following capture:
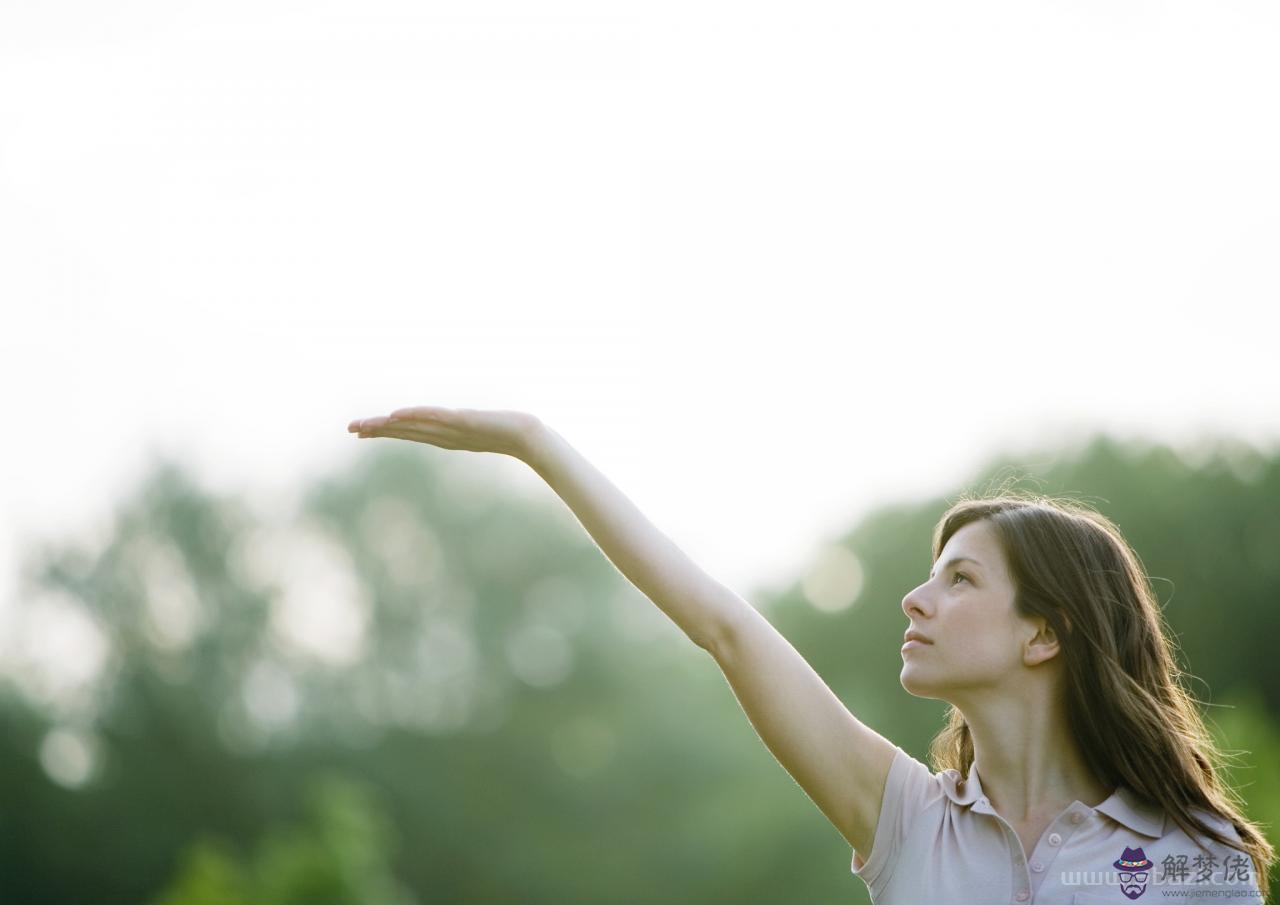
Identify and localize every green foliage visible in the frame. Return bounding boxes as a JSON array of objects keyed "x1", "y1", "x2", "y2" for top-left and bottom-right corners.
[
  {"x1": 149, "y1": 772, "x2": 416, "y2": 905},
  {"x1": 149, "y1": 840, "x2": 249, "y2": 905}
]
